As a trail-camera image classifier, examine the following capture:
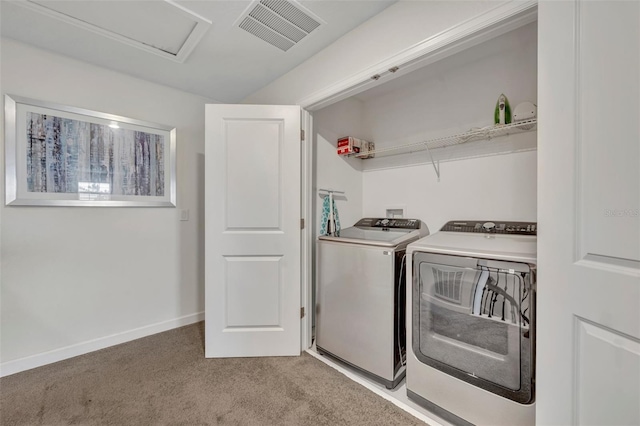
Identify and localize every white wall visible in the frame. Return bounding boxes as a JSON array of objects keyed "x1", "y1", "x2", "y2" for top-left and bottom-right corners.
[
  {"x1": 0, "y1": 38, "x2": 213, "y2": 375},
  {"x1": 359, "y1": 22, "x2": 537, "y2": 147},
  {"x1": 363, "y1": 151, "x2": 537, "y2": 232},
  {"x1": 313, "y1": 97, "x2": 365, "y2": 233},
  {"x1": 312, "y1": 22, "x2": 538, "y2": 231},
  {"x1": 359, "y1": 22, "x2": 538, "y2": 228},
  {"x1": 243, "y1": 1, "x2": 505, "y2": 105}
]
